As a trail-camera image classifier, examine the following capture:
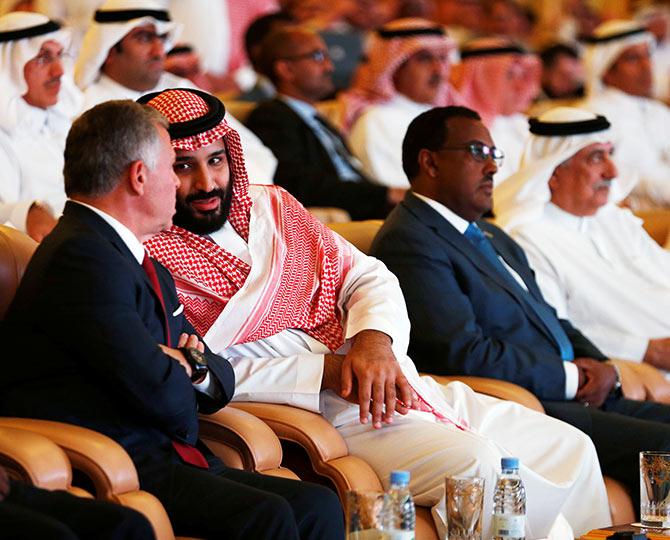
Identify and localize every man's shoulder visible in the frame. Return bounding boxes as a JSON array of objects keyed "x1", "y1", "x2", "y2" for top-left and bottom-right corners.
[
  {"x1": 249, "y1": 98, "x2": 292, "y2": 117},
  {"x1": 371, "y1": 198, "x2": 443, "y2": 258}
]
